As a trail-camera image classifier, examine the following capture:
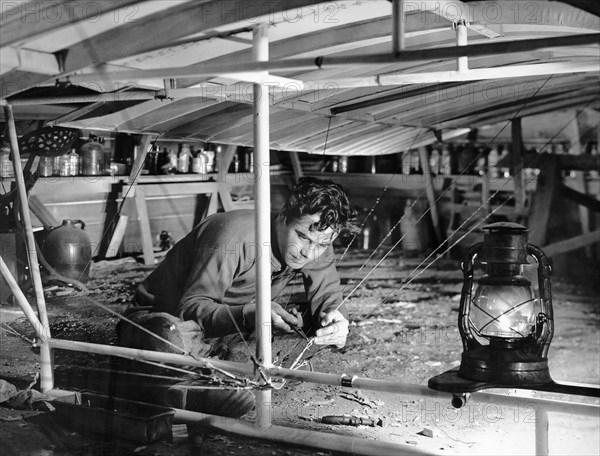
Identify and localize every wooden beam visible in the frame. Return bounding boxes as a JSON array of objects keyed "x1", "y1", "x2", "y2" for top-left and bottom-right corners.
[
  {"x1": 417, "y1": 146, "x2": 442, "y2": 244},
  {"x1": 289, "y1": 152, "x2": 304, "y2": 182},
  {"x1": 542, "y1": 230, "x2": 600, "y2": 257},
  {"x1": 68, "y1": 33, "x2": 600, "y2": 84},
  {"x1": 528, "y1": 155, "x2": 560, "y2": 247},
  {"x1": 133, "y1": 185, "x2": 154, "y2": 265},
  {"x1": 512, "y1": 118, "x2": 525, "y2": 221},
  {"x1": 560, "y1": 184, "x2": 600, "y2": 213},
  {"x1": 61, "y1": 0, "x2": 320, "y2": 74},
  {"x1": 0, "y1": 47, "x2": 59, "y2": 75},
  {"x1": 524, "y1": 153, "x2": 600, "y2": 172},
  {"x1": 29, "y1": 195, "x2": 59, "y2": 228},
  {"x1": 0, "y1": 0, "x2": 145, "y2": 47}
]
